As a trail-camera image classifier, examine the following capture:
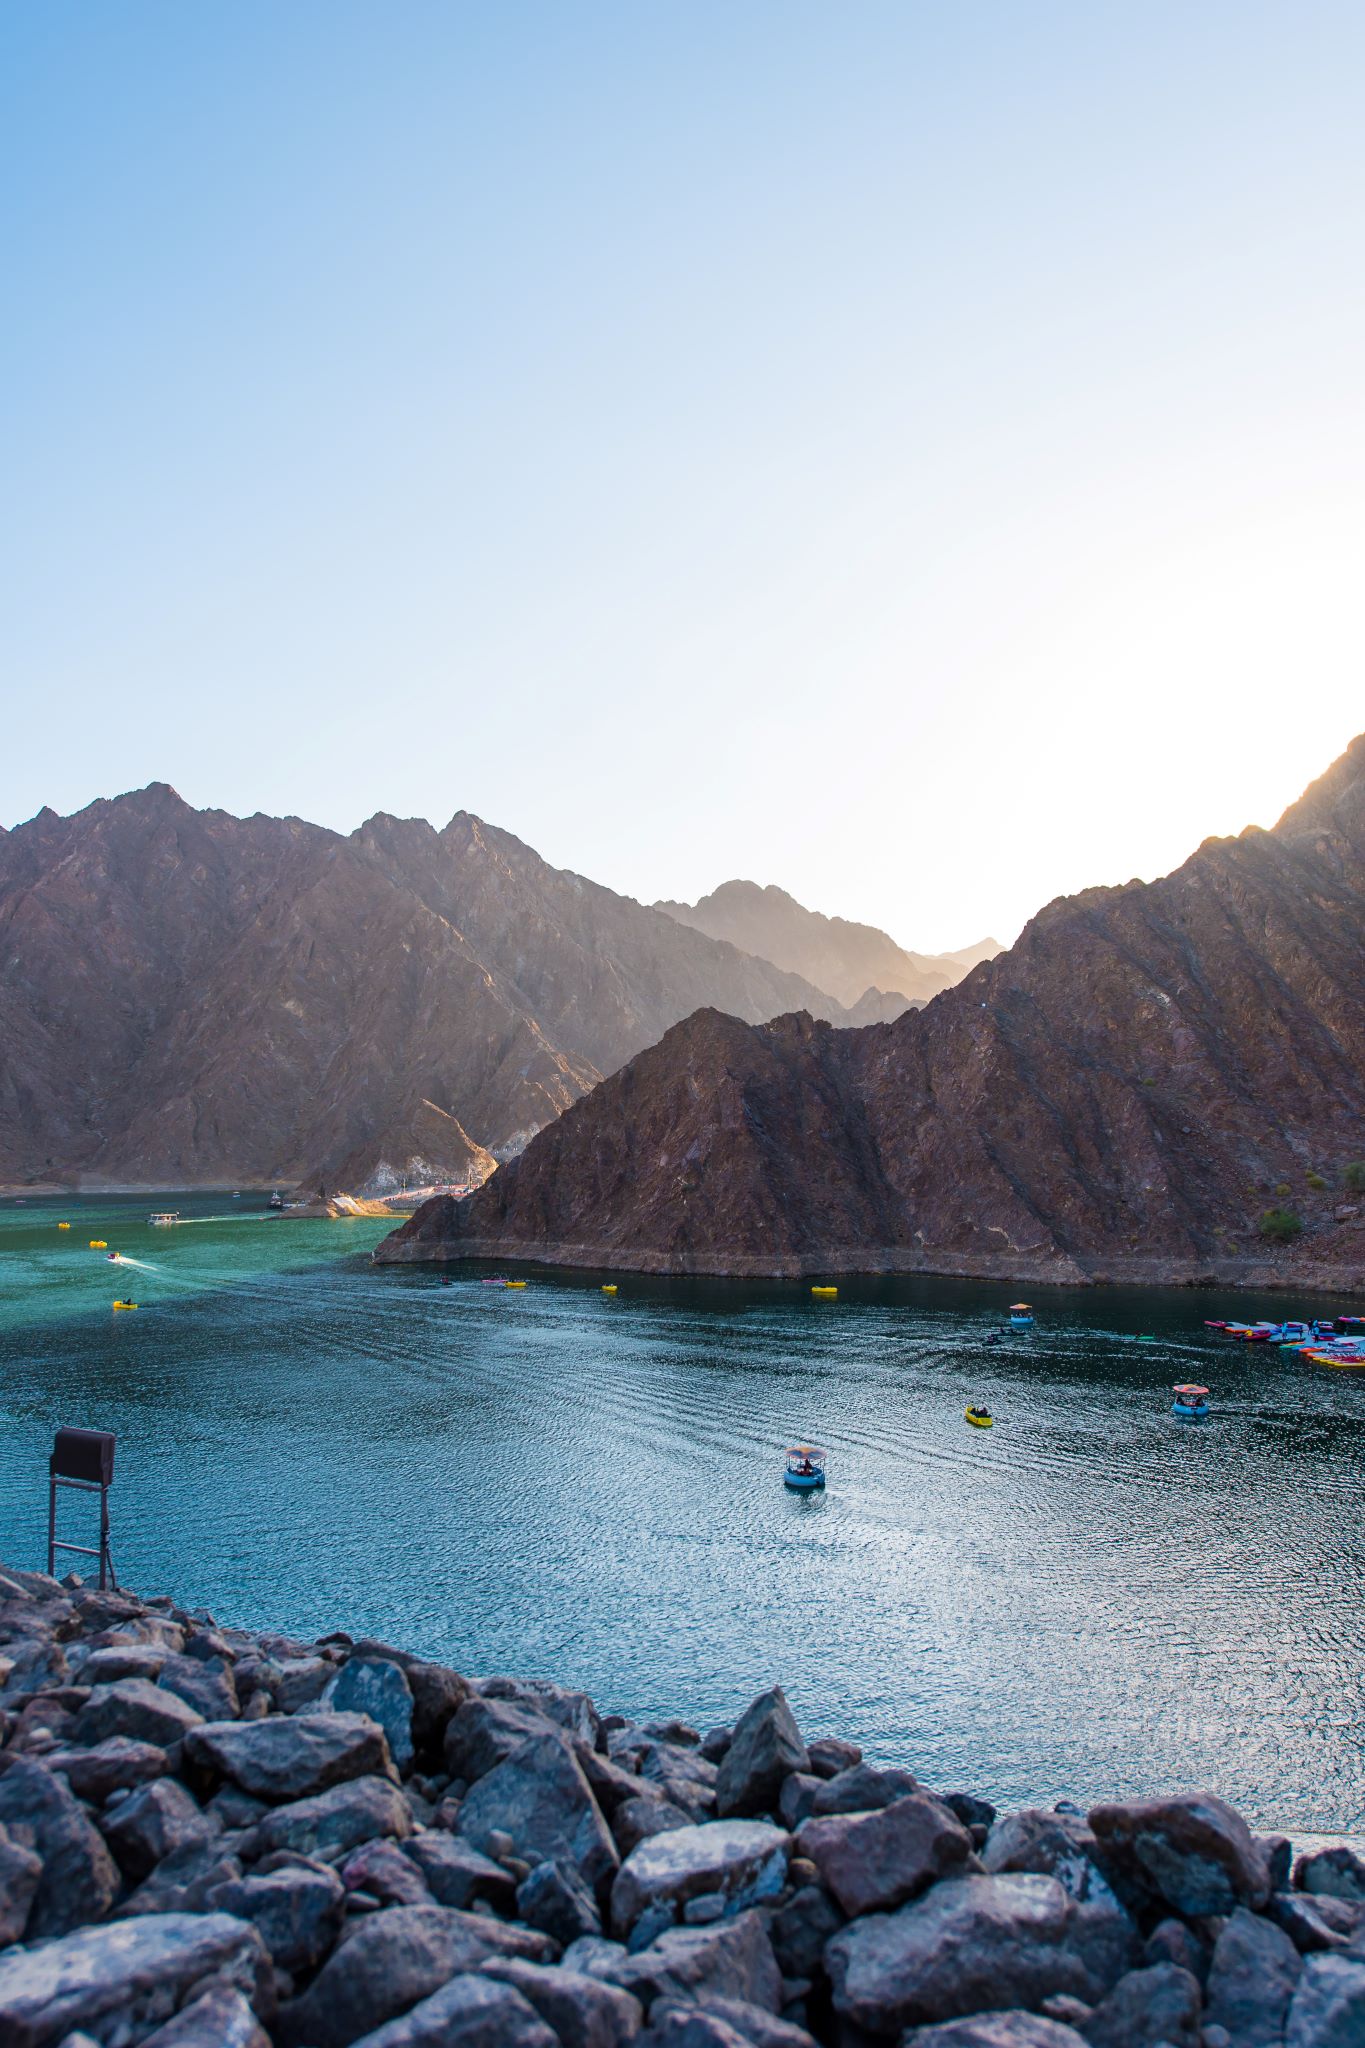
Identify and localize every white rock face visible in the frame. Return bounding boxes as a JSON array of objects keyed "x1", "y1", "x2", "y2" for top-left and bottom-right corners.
[{"x1": 610, "y1": 1818, "x2": 790, "y2": 1937}]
